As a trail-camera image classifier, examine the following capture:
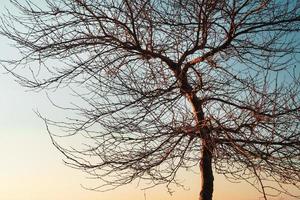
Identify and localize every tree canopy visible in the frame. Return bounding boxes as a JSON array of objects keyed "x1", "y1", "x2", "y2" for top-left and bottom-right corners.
[{"x1": 1, "y1": 1, "x2": 300, "y2": 200}]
